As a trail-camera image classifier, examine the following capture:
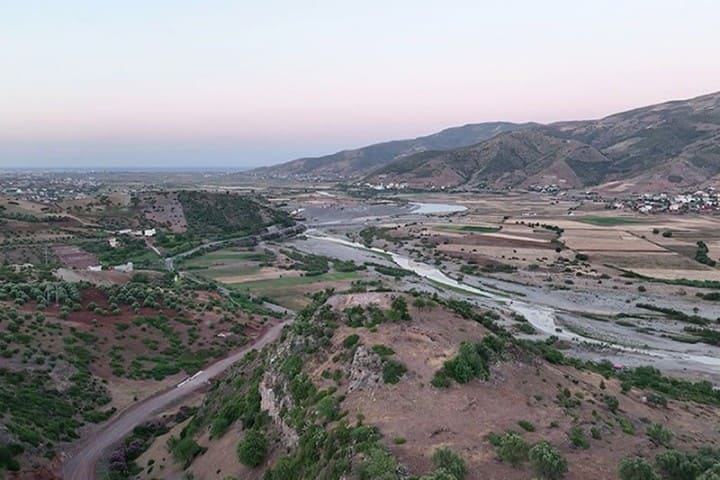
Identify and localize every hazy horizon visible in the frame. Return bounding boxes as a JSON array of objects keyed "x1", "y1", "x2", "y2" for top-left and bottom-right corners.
[{"x1": 2, "y1": 0, "x2": 719, "y2": 169}]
